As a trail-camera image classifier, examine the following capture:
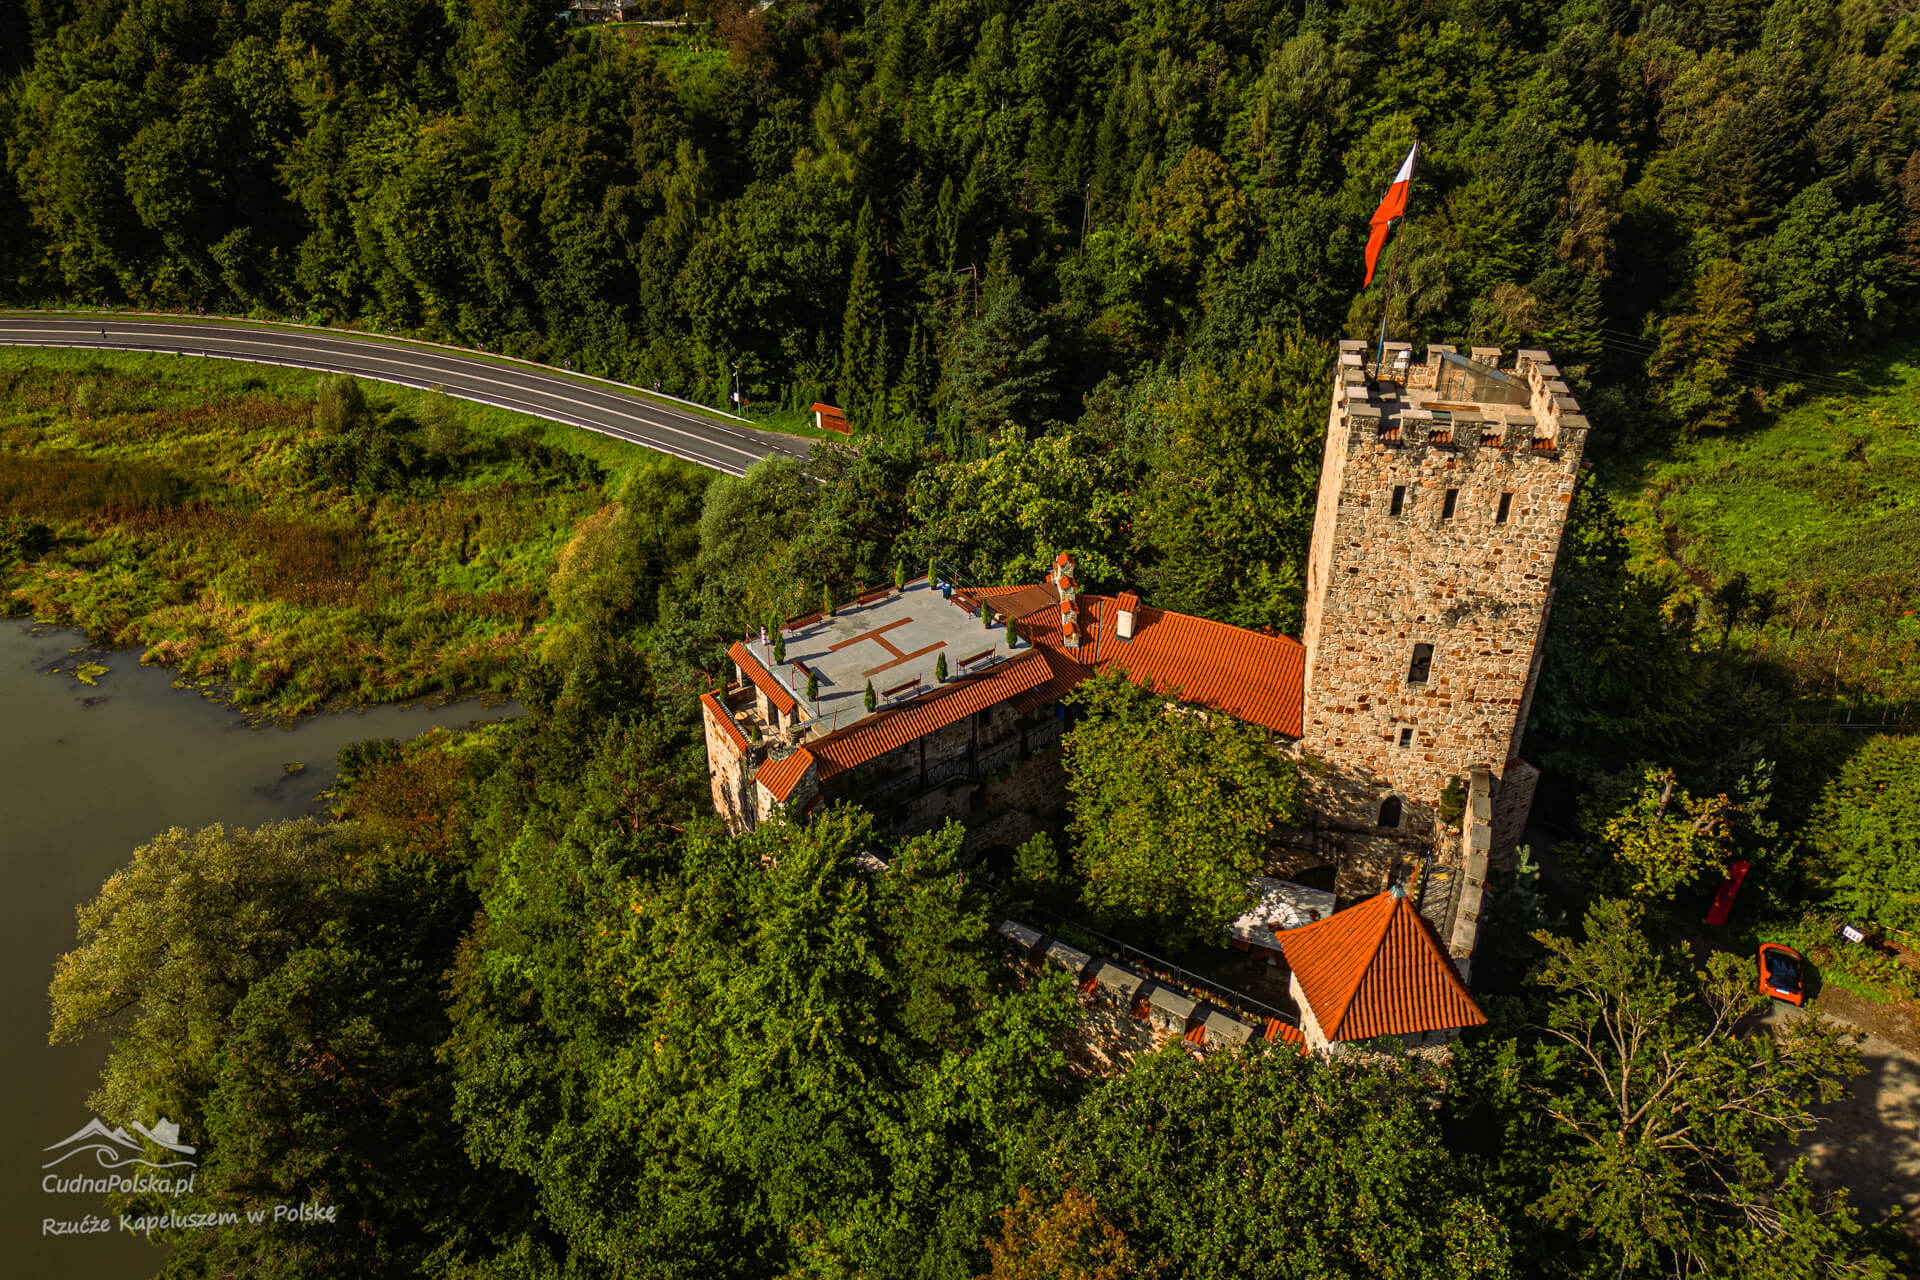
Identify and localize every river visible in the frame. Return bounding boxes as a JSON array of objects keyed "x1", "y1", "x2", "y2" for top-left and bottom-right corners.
[{"x1": 0, "y1": 622, "x2": 519, "y2": 1279}]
